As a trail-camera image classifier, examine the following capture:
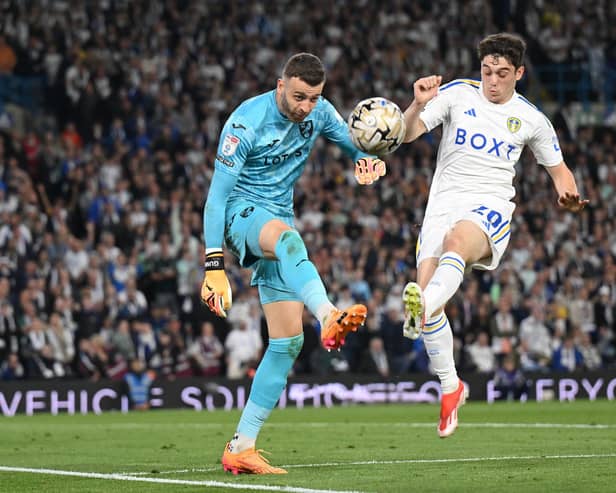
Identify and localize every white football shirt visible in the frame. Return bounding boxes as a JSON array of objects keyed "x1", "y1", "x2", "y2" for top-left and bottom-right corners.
[{"x1": 419, "y1": 79, "x2": 563, "y2": 216}]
